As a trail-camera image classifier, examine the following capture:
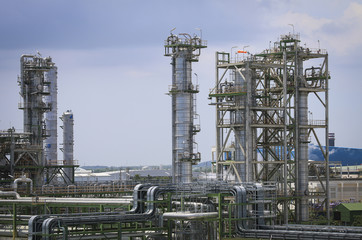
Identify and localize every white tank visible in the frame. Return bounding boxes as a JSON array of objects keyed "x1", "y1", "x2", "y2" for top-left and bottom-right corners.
[{"x1": 61, "y1": 110, "x2": 74, "y2": 183}]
